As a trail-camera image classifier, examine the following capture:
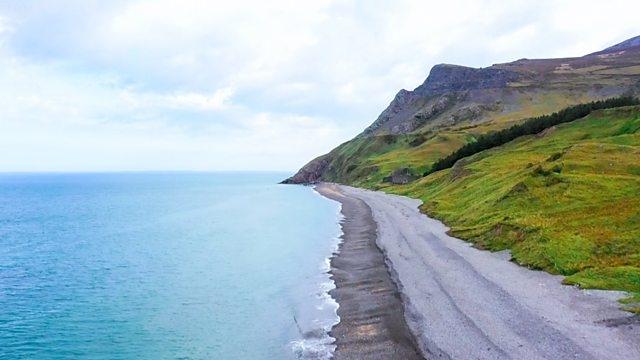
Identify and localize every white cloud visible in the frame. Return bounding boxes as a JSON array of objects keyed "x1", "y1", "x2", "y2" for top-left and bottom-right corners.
[
  {"x1": 0, "y1": 49, "x2": 340, "y2": 171},
  {"x1": 0, "y1": 15, "x2": 11, "y2": 35},
  {"x1": 0, "y1": 0, "x2": 638, "y2": 171},
  {"x1": 166, "y1": 88, "x2": 234, "y2": 111},
  {"x1": 119, "y1": 87, "x2": 235, "y2": 112}
]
